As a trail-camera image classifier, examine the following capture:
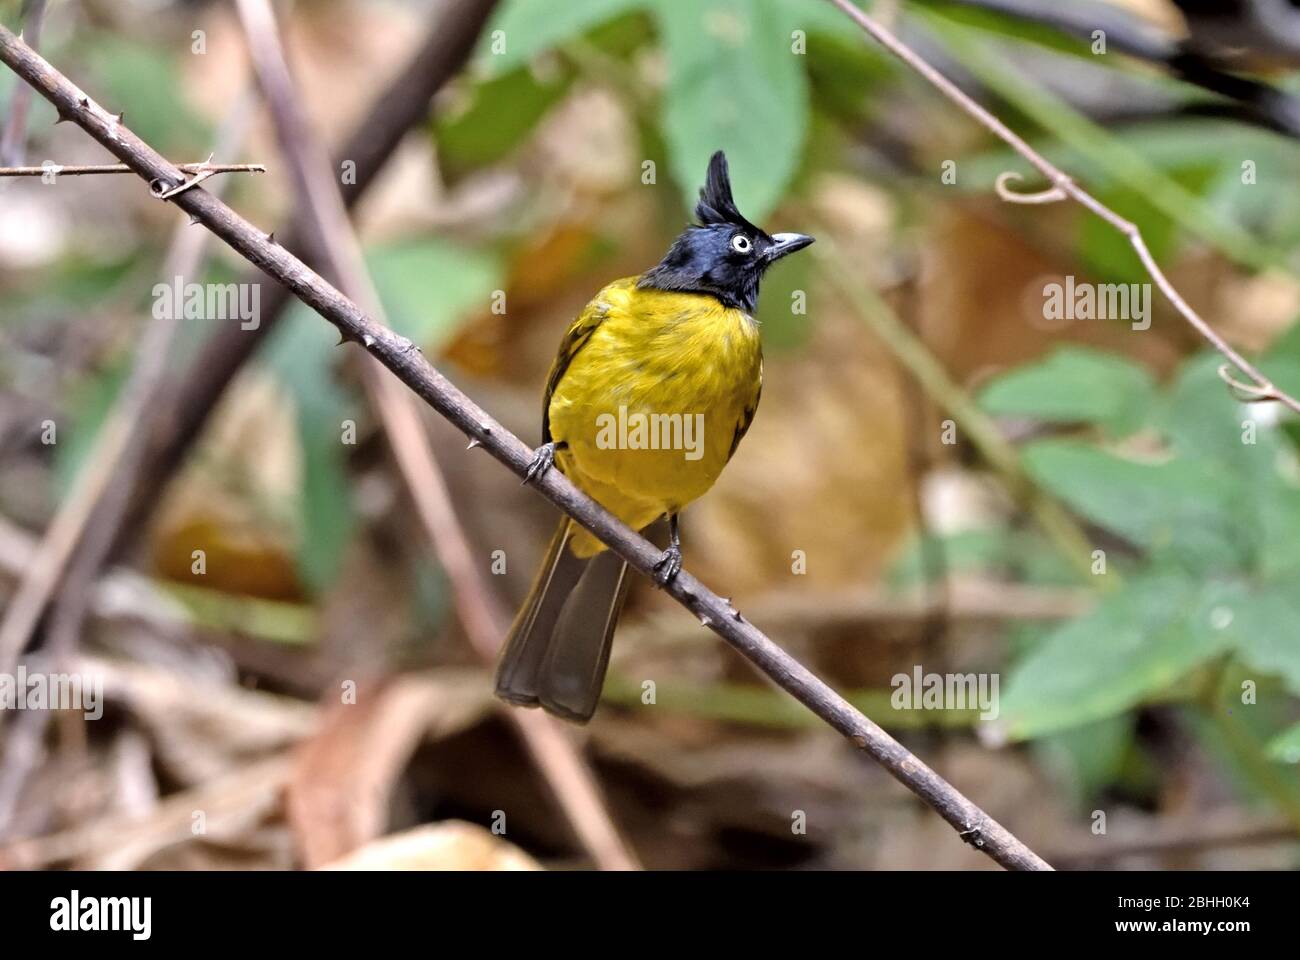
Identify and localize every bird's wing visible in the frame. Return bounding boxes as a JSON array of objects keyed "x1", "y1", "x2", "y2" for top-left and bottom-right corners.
[
  {"x1": 541, "y1": 278, "x2": 634, "y2": 443},
  {"x1": 727, "y1": 357, "x2": 762, "y2": 463}
]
